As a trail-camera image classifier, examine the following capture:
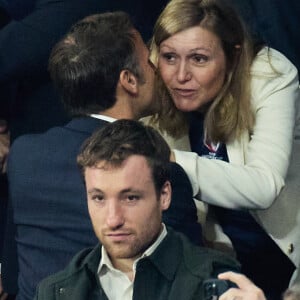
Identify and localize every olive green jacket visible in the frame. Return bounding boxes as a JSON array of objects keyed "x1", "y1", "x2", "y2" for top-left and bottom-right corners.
[{"x1": 35, "y1": 229, "x2": 240, "y2": 300}]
